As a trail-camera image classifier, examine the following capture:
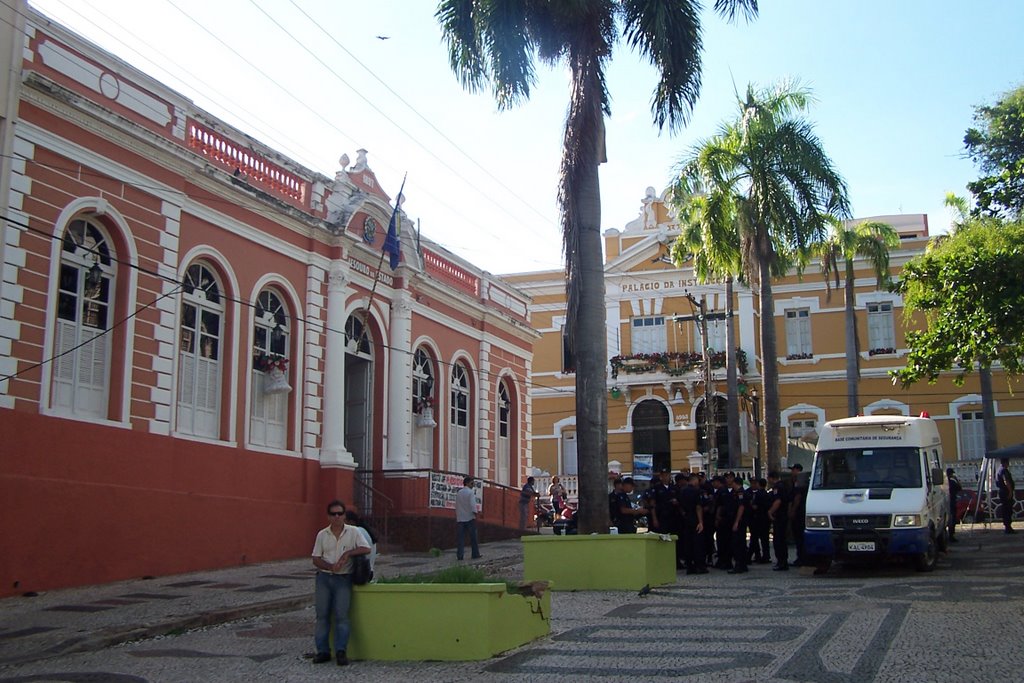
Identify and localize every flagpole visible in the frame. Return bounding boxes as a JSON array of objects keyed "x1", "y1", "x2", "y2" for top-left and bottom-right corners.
[{"x1": 358, "y1": 173, "x2": 406, "y2": 351}]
